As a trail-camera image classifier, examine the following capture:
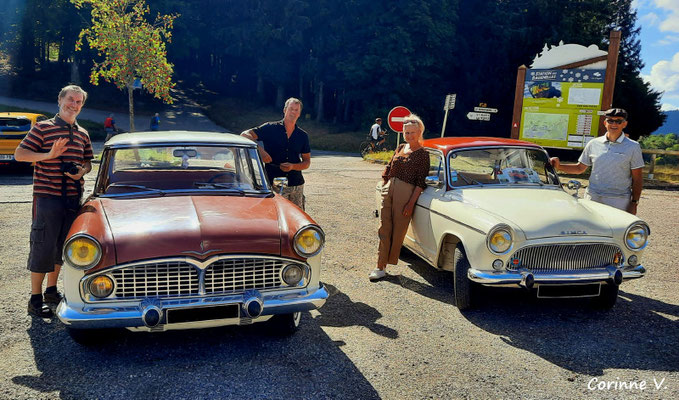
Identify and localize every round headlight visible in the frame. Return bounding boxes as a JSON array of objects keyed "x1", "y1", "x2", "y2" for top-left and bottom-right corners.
[
  {"x1": 282, "y1": 264, "x2": 305, "y2": 286},
  {"x1": 64, "y1": 235, "x2": 102, "y2": 269},
  {"x1": 625, "y1": 223, "x2": 649, "y2": 250},
  {"x1": 89, "y1": 275, "x2": 114, "y2": 298},
  {"x1": 293, "y1": 225, "x2": 325, "y2": 257},
  {"x1": 487, "y1": 225, "x2": 513, "y2": 255}
]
